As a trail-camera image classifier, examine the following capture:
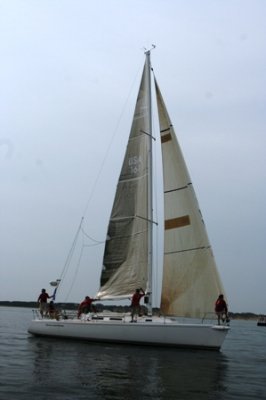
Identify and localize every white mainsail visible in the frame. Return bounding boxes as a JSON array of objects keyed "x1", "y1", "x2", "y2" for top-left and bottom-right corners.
[
  {"x1": 97, "y1": 60, "x2": 151, "y2": 299},
  {"x1": 155, "y1": 79, "x2": 225, "y2": 317}
]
